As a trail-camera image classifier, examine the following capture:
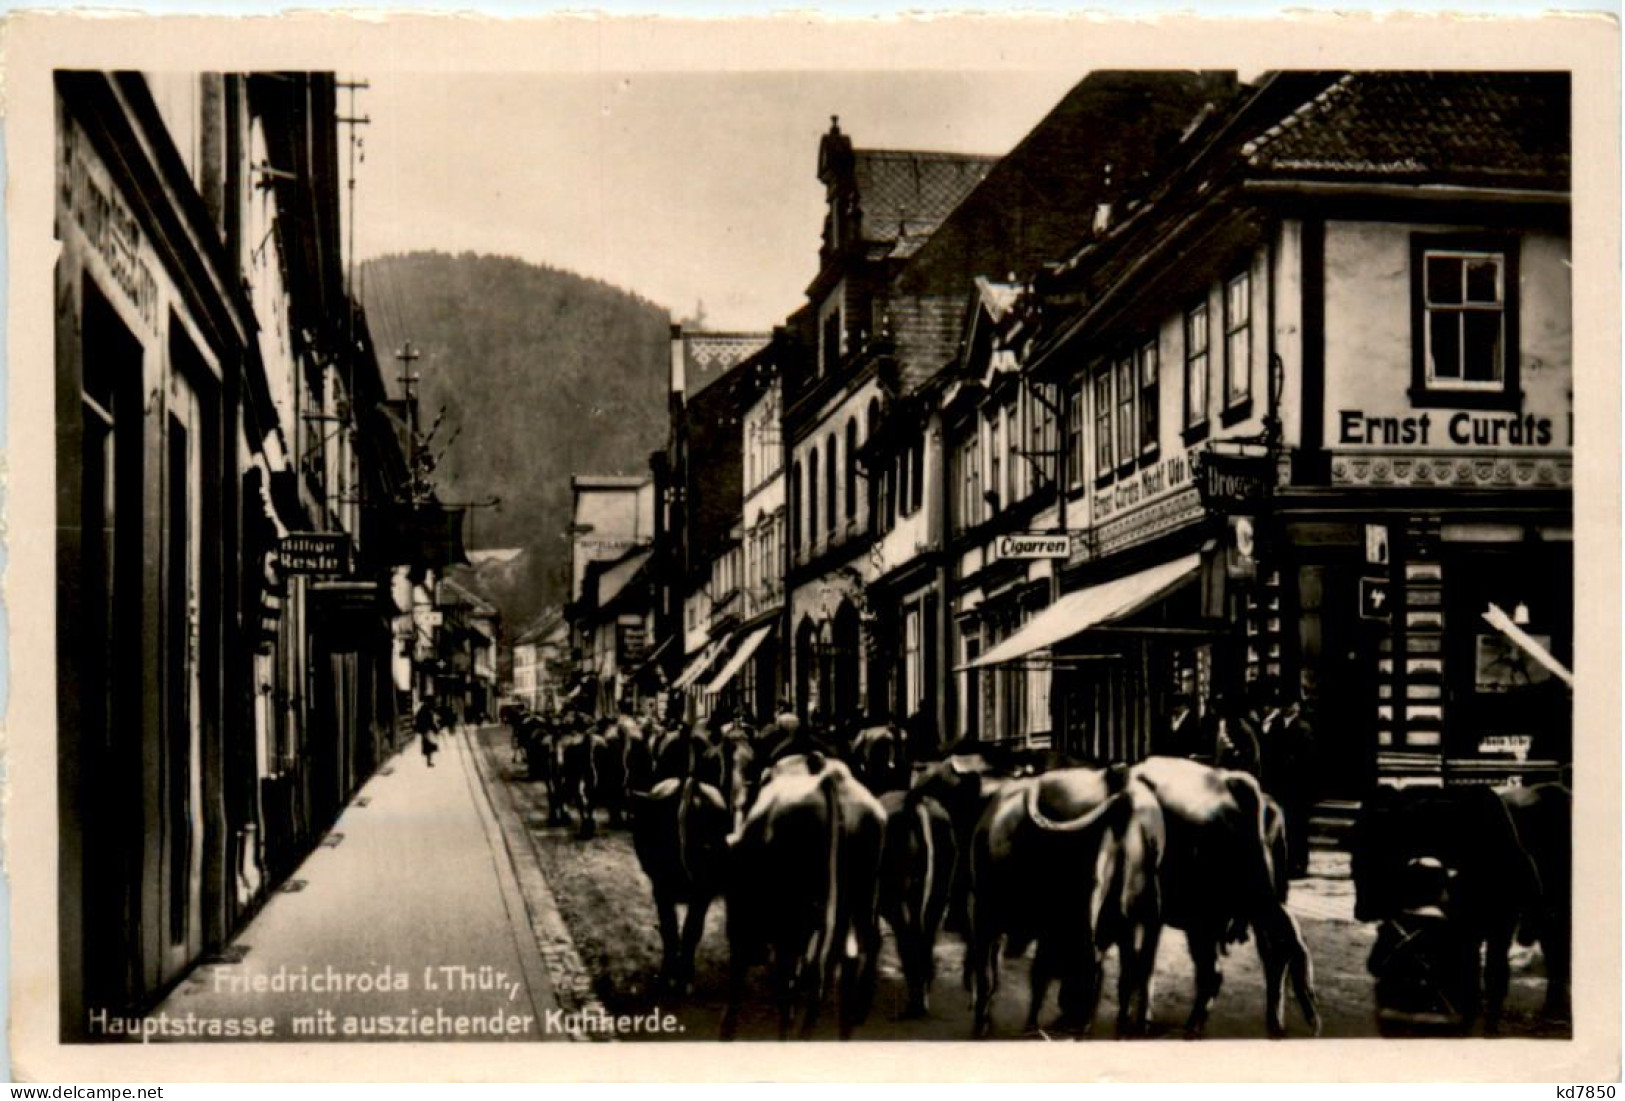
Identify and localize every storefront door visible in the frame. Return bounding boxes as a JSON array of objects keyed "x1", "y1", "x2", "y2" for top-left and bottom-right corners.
[
  {"x1": 1298, "y1": 563, "x2": 1379, "y2": 798},
  {"x1": 160, "y1": 364, "x2": 206, "y2": 981}
]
